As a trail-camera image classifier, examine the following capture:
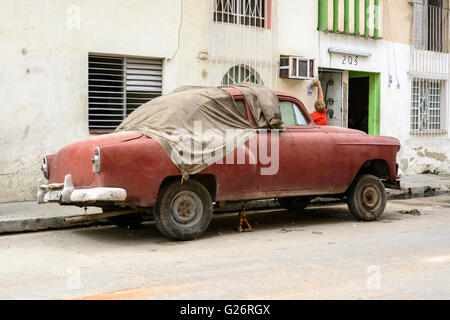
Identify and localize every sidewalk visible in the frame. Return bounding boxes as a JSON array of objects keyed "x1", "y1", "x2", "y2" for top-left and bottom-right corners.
[{"x1": 0, "y1": 174, "x2": 449, "y2": 234}]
